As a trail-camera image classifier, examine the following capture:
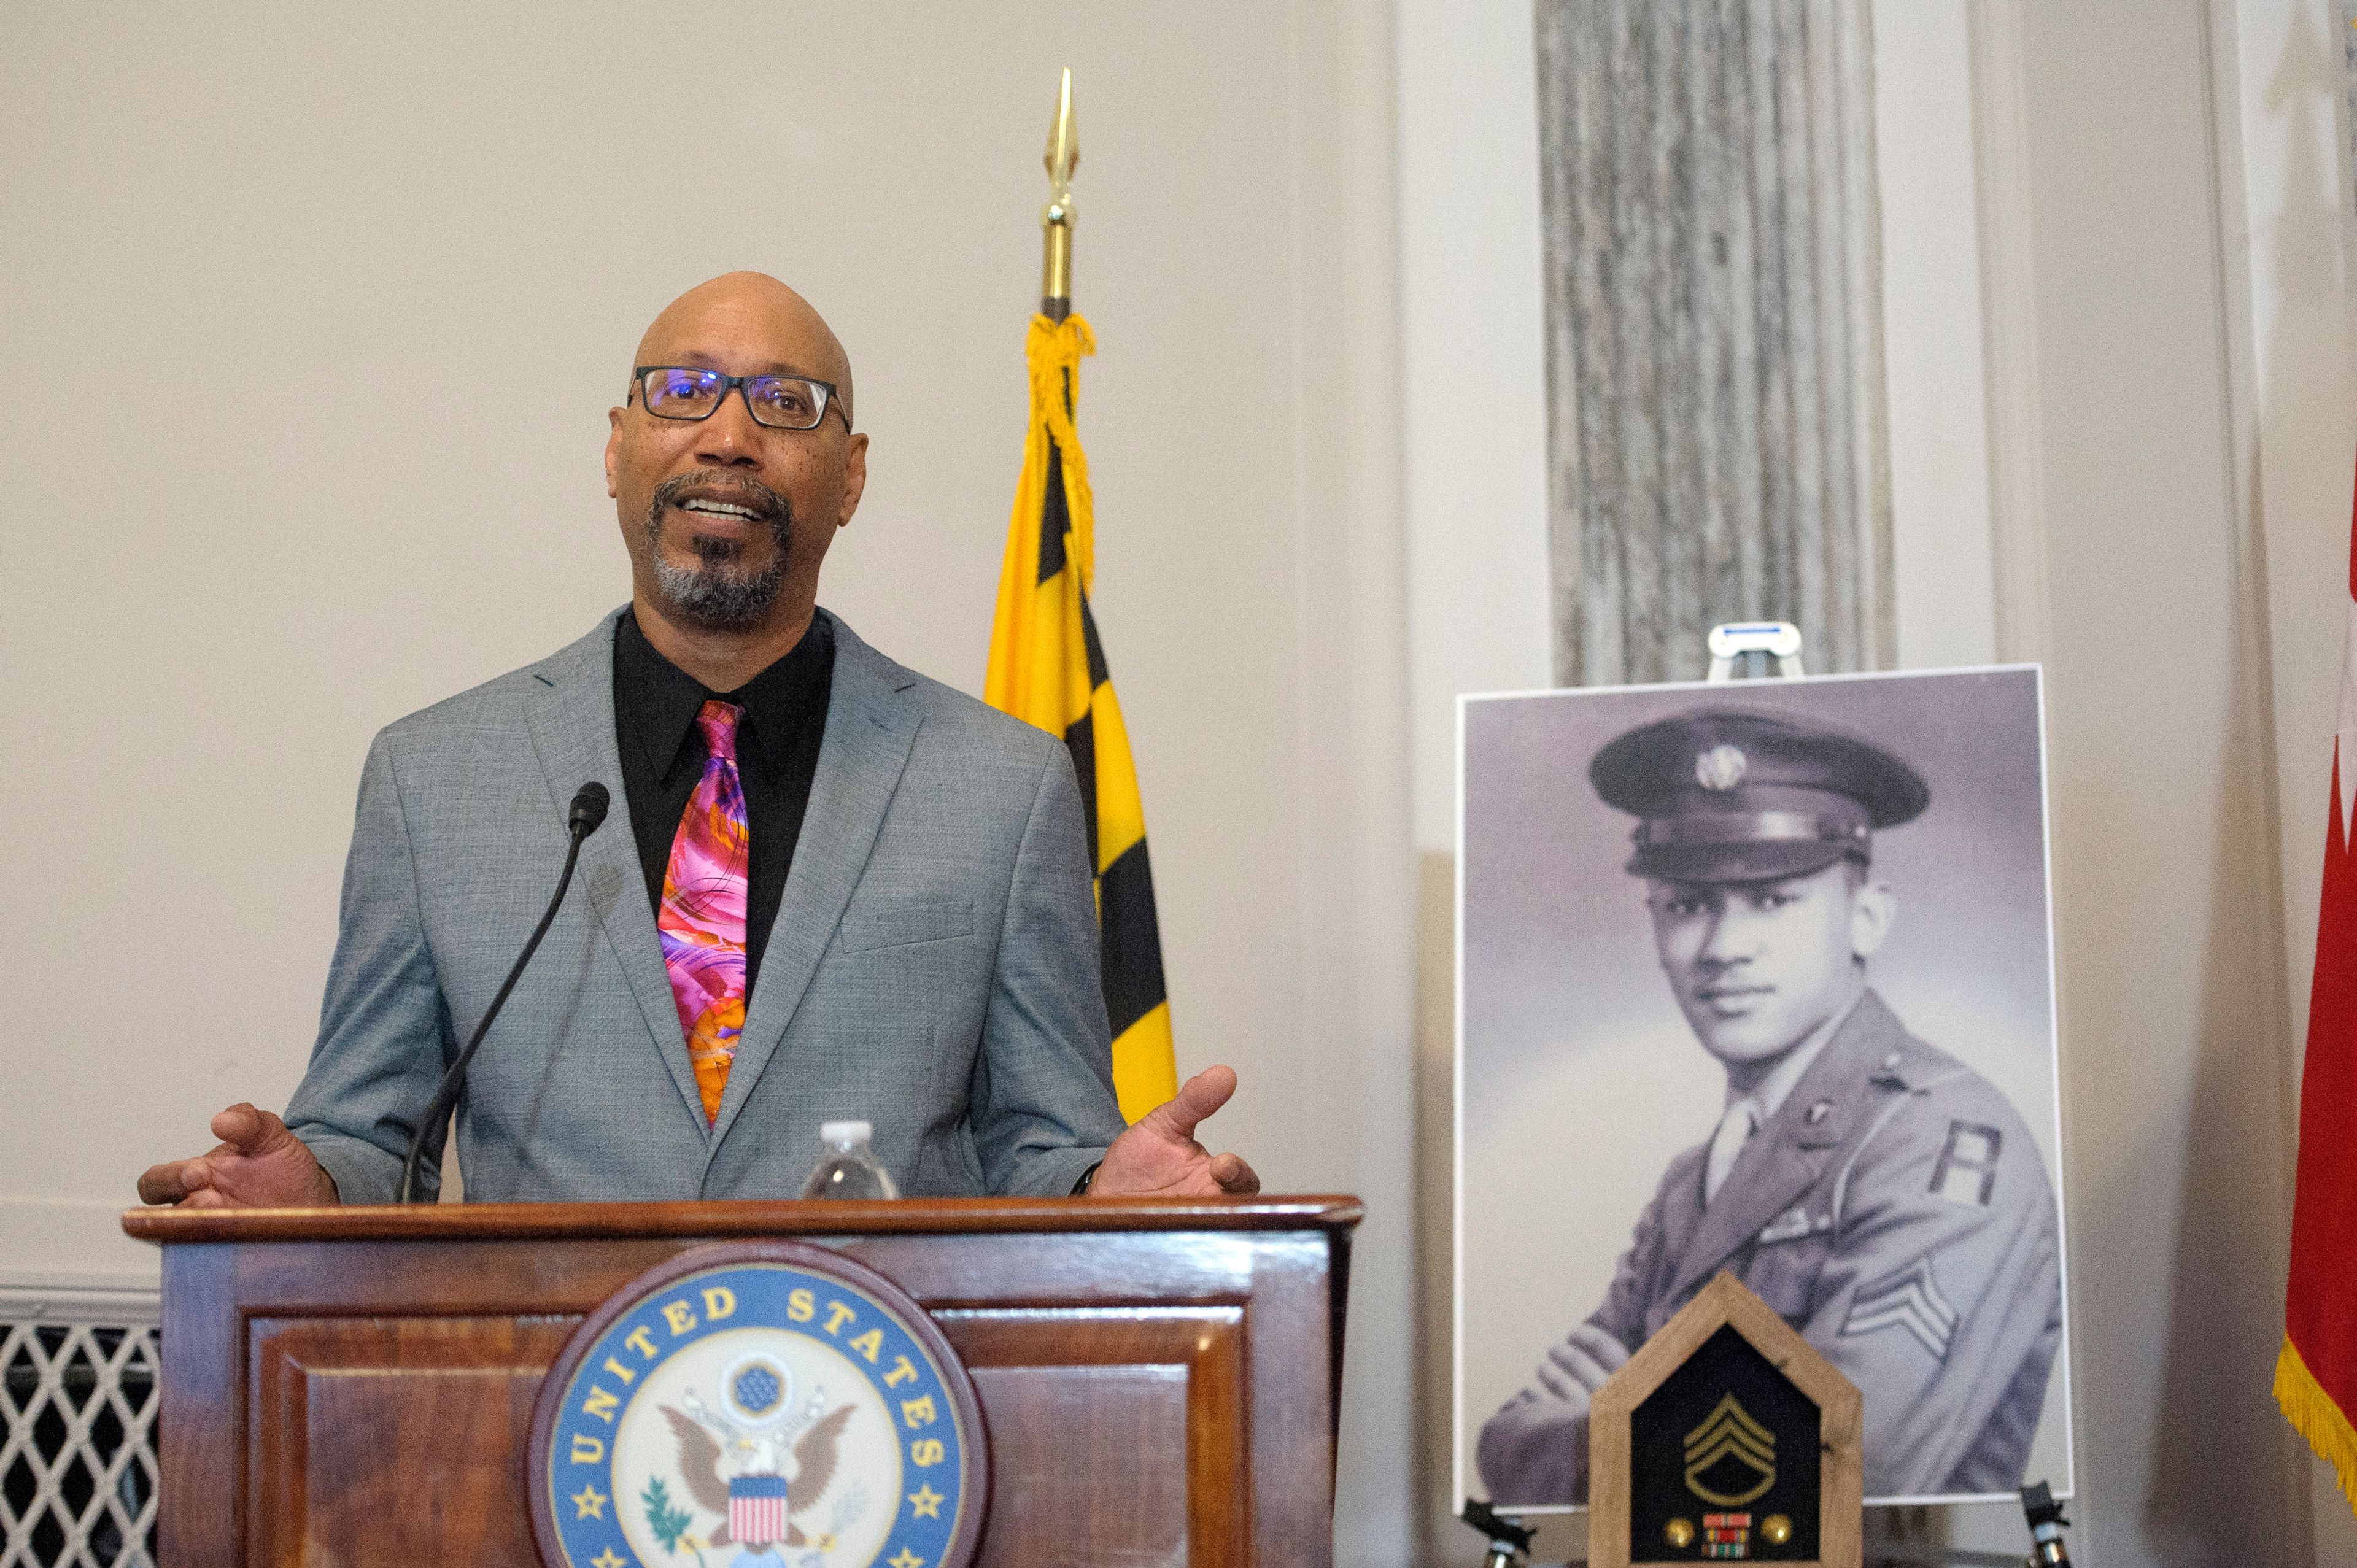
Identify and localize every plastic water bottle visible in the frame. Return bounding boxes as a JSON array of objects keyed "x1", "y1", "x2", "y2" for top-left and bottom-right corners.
[{"x1": 799, "y1": 1120, "x2": 900, "y2": 1200}]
